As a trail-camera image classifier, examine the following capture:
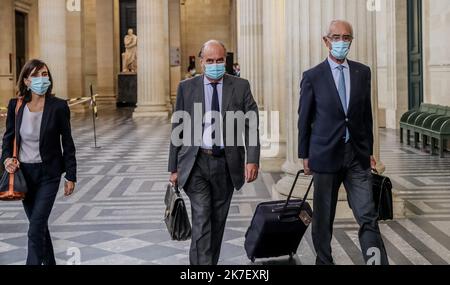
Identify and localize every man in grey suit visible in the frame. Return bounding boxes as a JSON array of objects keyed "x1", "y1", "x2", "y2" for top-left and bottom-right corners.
[{"x1": 168, "y1": 40, "x2": 260, "y2": 265}]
